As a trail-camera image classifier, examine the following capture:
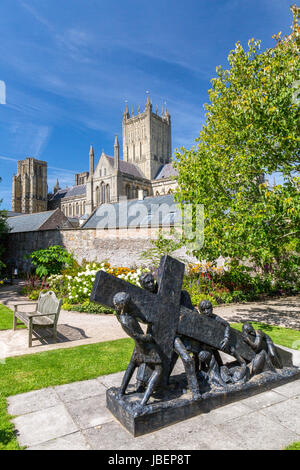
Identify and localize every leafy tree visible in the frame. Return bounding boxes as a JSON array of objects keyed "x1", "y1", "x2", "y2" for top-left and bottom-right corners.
[
  {"x1": 27, "y1": 245, "x2": 75, "y2": 278},
  {"x1": 0, "y1": 178, "x2": 10, "y2": 274},
  {"x1": 174, "y1": 6, "x2": 300, "y2": 285},
  {"x1": 140, "y1": 228, "x2": 186, "y2": 267}
]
